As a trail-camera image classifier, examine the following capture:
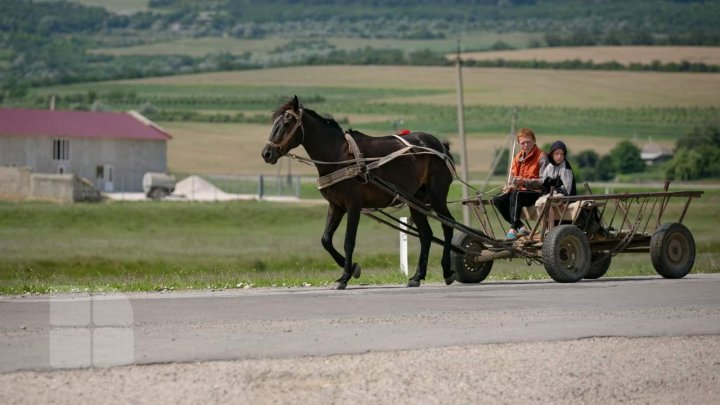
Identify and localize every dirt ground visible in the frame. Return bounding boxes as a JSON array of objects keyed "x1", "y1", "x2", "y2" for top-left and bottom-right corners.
[{"x1": 2, "y1": 335, "x2": 718, "y2": 405}]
